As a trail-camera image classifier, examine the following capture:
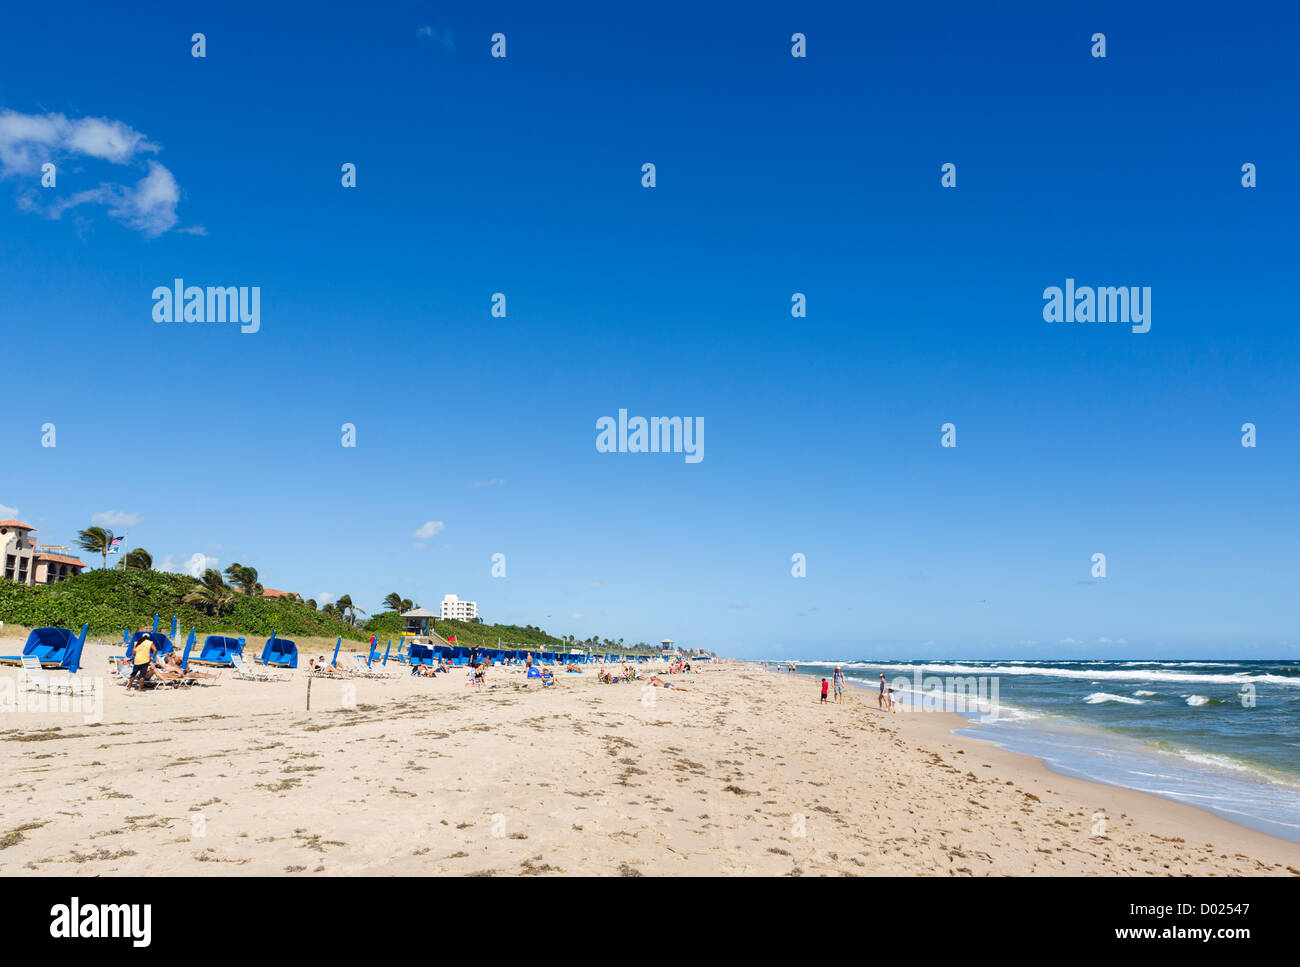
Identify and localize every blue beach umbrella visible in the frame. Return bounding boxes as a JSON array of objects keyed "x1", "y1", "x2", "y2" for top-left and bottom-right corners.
[{"x1": 181, "y1": 629, "x2": 196, "y2": 672}]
